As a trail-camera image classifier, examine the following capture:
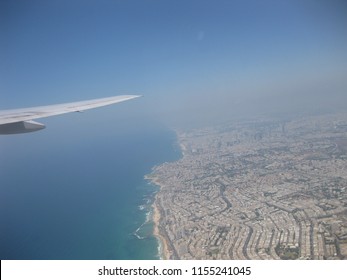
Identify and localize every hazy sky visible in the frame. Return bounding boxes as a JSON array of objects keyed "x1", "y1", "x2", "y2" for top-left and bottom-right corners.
[{"x1": 1, "y1": 0, "x2": 347, "y2": 128}]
